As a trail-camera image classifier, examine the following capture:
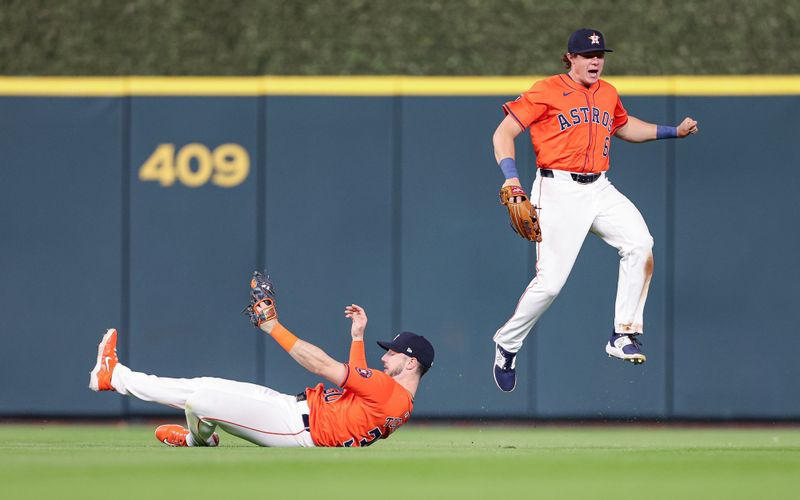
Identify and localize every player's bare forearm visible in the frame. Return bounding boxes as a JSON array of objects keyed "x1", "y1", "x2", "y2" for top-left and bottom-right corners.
[
  {"x1": 493, "y1": 115, "x2": 525, "y2": 187},
  {"x1": 288, "y1": 339, "x2": 348, "y2": 386},
  {"x1": 260, "y1": 319, "x2": 347, "y2": 385},
  {"x1": 493, "y1": 121, "x2": 518, "y2": 162},
  {"x1": 615, "y1": 116, "x2": 657, "y2": 142},
  {"x1": 617, "y1": 115, "x2": 699, "y2": 143}
]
